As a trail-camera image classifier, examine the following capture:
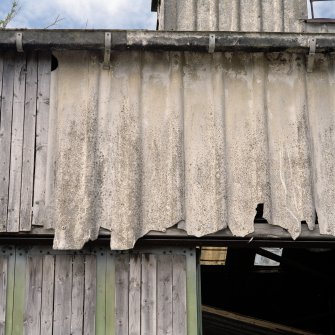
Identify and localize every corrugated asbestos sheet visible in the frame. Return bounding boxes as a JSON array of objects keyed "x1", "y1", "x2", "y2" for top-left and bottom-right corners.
[
  {"x1": 2, "y1": 50, "x2": 335, "y2": 250},
  {"x1": 157, "y1": 0, "x2": 307, "y2": 32},
  {"x1": 47, "y1": 50, "x2": 333, "y2": 249}
]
